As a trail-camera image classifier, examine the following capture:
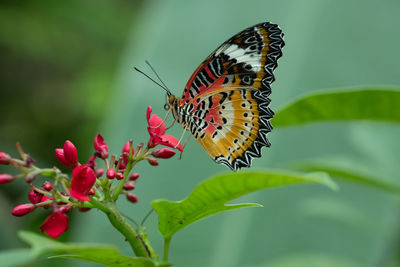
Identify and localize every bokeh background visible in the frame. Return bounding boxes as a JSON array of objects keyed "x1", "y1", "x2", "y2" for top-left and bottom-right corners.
[{"x1": 1, "y1": 0, "x2": 400, "y2": 266}]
